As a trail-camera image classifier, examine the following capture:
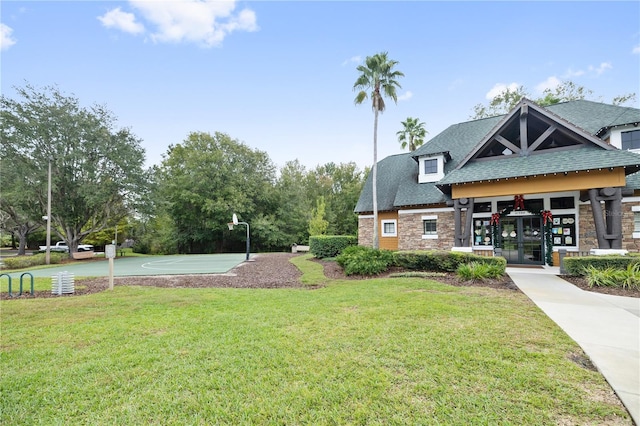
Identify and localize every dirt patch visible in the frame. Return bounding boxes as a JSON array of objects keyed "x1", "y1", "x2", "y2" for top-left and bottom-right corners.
[{"x1": 560, "y1": 275, "x2": 640, "y2": 298}]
